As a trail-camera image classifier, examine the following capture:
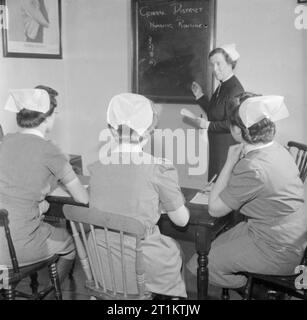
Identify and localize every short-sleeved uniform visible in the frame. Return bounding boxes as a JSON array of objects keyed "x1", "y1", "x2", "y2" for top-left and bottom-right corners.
[
  {"x1": 0, "y1": 133, "x2": 76, "y2": 266},
  {"x1": 187, "y1": 142, "x2": 306, "y2": 288},
  {"x1": 88, "y1": 152, "x2": 187, "y2": 297}
]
